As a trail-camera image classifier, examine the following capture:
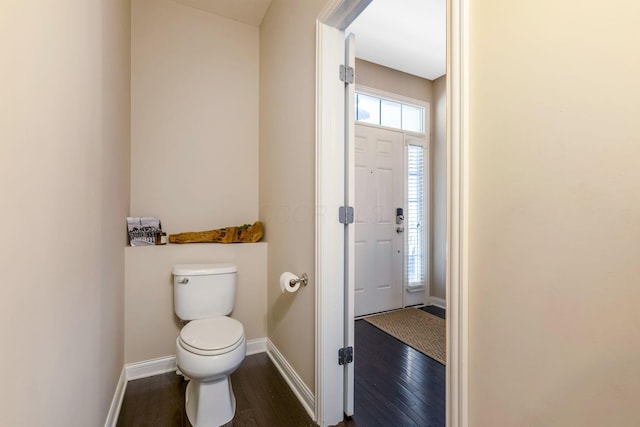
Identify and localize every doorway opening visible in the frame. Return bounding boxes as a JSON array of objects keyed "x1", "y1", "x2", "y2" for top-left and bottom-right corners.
[{"x1": 314, "y1": 0, "x2": 469, "y2": 426}]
